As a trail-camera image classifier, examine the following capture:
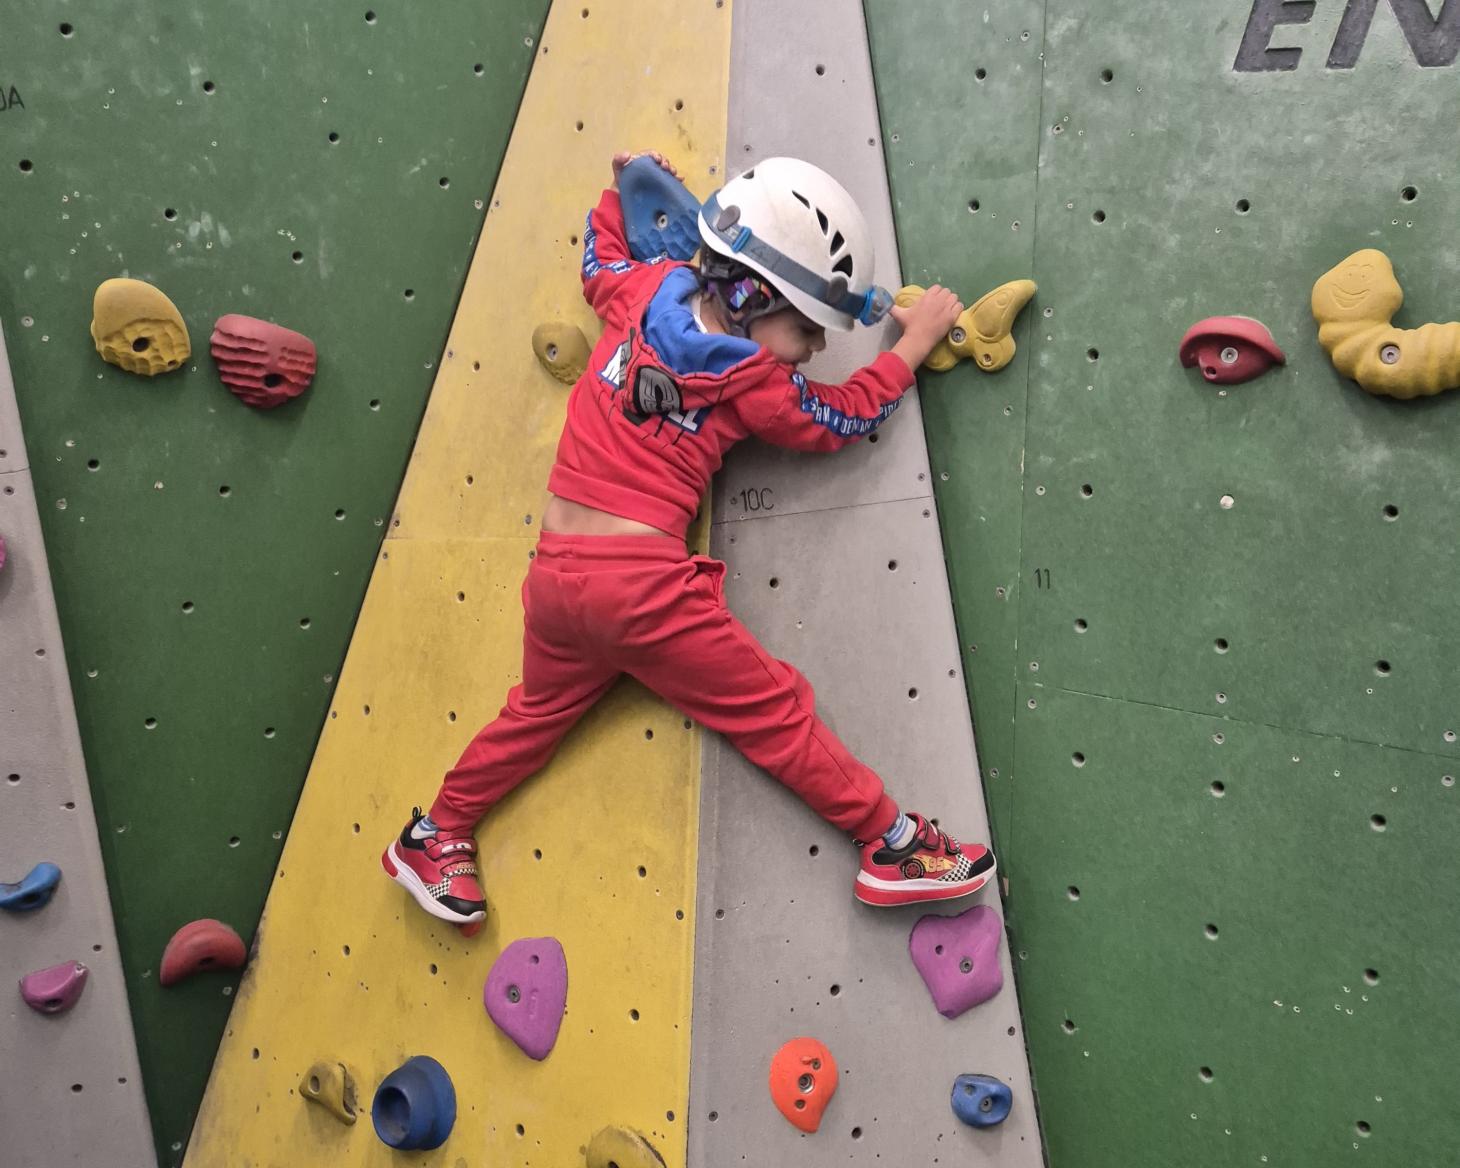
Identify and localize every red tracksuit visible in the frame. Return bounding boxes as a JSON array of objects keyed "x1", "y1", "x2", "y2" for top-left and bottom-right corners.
[{"x1": 429, "y1": 188, "x2": 913, "y2": 842}]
